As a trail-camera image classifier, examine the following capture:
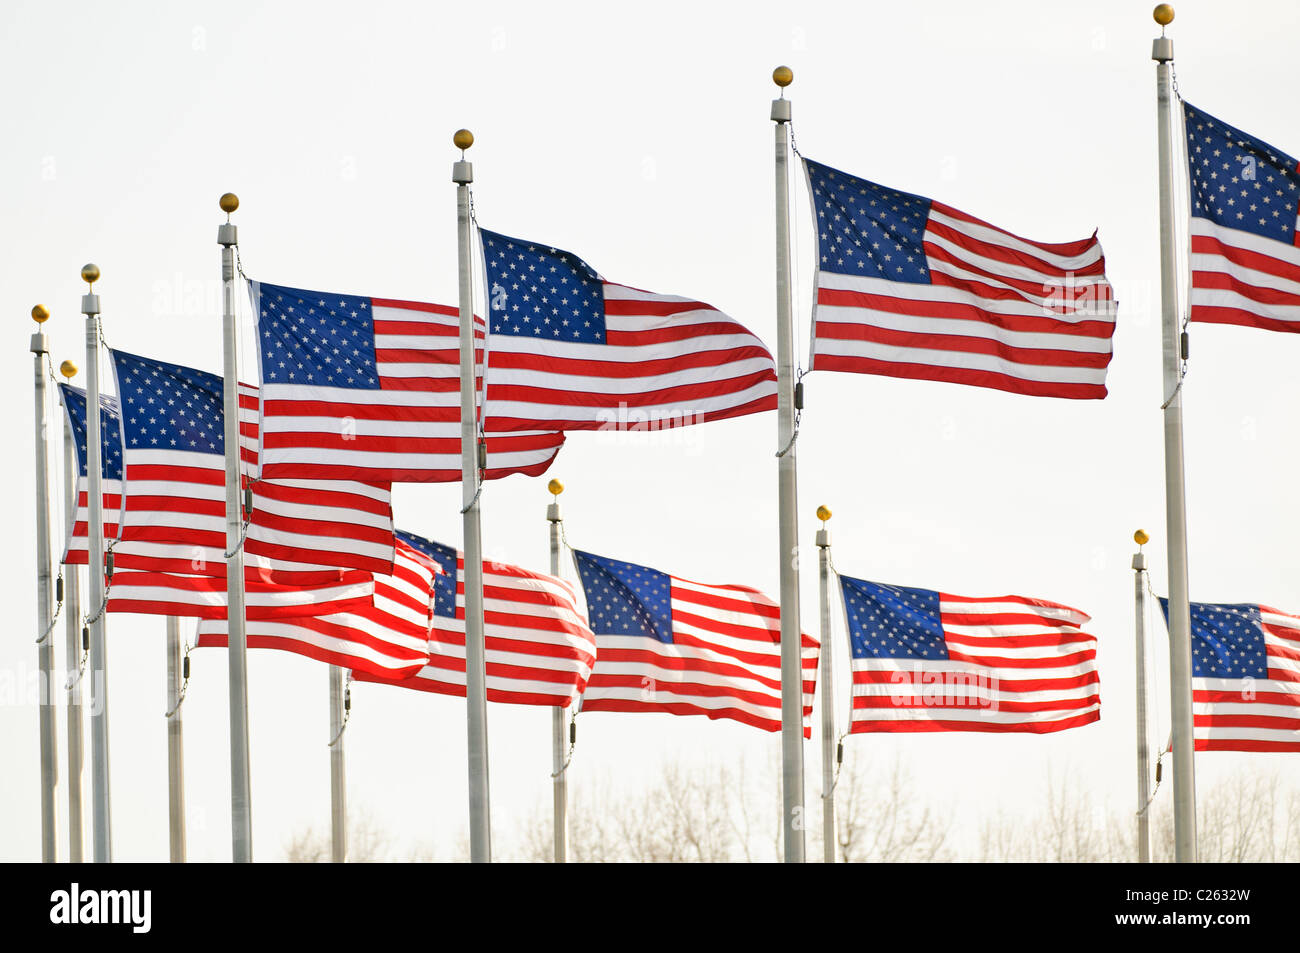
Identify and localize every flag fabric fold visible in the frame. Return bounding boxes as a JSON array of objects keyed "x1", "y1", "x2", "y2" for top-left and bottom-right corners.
[
  {"x1": 840, "y1": 574, "x2": 1100, "y2": 734},
  {"x1": 571, "y1": 549, "x2": 818, "y2": 734},
  {"x1": 354, "y1": 531, "x2": 597, "y2": 707},
  {"x1": 195, "y1": 534, "x2": 436, "y2": 679},
  {"x1": 803, "y1": 157, "x2": 1116, "y2": 399},
  {"x1": 1183, "y1": 101, "x2": 1300, "y2": 334},
  {"x1": 252, "y1": 280, "x2": 564, "y2": 482},
  {"x1": 479, "y1": 229, "x2": 778, "y2": 431},
  {"x1": 1159, "y1": 598, "x2": 1300, "y2": 752}
]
